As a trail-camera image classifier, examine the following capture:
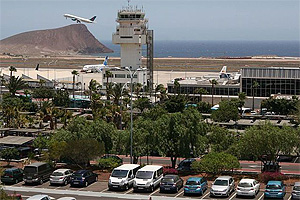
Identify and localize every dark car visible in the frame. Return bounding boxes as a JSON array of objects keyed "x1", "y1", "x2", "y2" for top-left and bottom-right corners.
[
  {"x1": 177, "y1": 158, "x2": 196, "y2": 173},
  {"x1": 23, "y1": 162, "x2": 53, "y2": 185},
  {"x1": 262, "y1": 161, "x2": 281, "y2": 172},
  {"x1": 70, "y1": 170, "x2": 98, "y2": 187},
  {"x1": 1, "y1": 168, "x2": 23, "y2": 184},
  {"x1": 160, "y1": 174, "x2": 183, "y2": 193}
]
